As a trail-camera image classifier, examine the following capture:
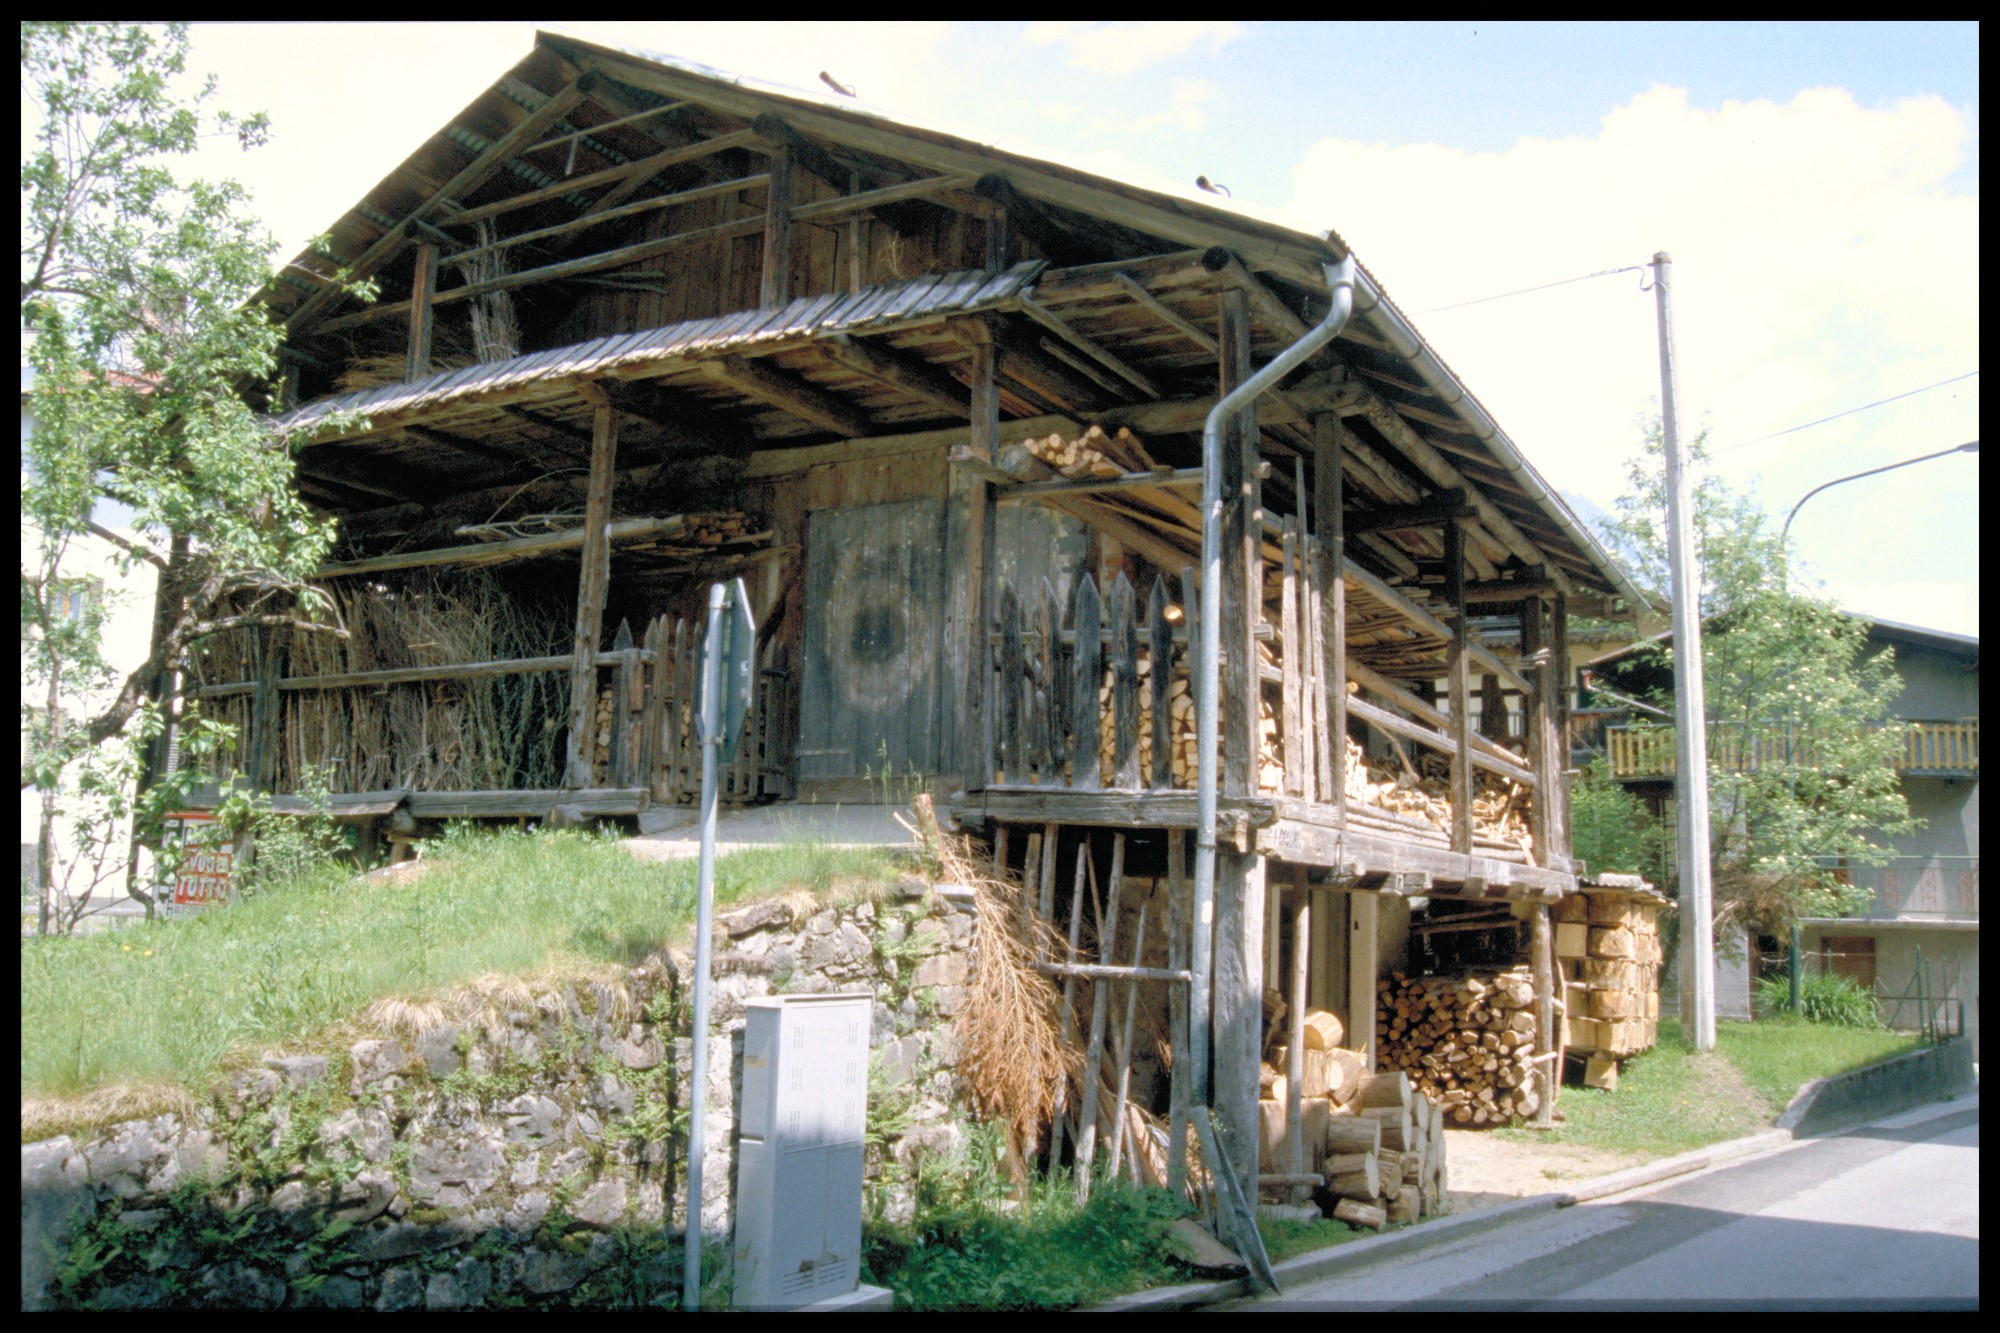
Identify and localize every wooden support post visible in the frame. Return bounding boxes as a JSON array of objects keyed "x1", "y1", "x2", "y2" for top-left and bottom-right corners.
[
  {"x1": 845, "y1": 171, "x2": 865, "y2": 293},
  {"x1": 405, "y1": 243, "x2": 436, "y2": 382},
  {"x1": 1531, "y1": 900, "x2": 1557, "y2": 1126},
  {"x1": 1166, "y1": 831, "x2": 1190, "y2": 1198},
  {"x1": 1445, "y1": 520, "x2": 1473, "y2": 855},
  {"x1": 985, "y1": 199, "x2": 1009, "y2": 273},
  {"x1": 1076, "y1": 832, "x2": 1126, "y2": 1202},
  {"x1": 564, "y1": 402, "x2": 620, "y2": 789},
  {"x1": 759, "y1": 144, "x2": 793, "y2": 309},
  {"x1": 1549, "y1": 590, "x2": 1571, "y2": 862},
  {"x1": 1286, "y1": 865, "x2": 1310, "y2": 1203},
  {"x1": 1280, "y1": 517, "x2": 1303, "y2": 797},
  {"x1": 961, "y1": 323, "x2": 999, "y2": 792},
  {"x1": 1348, "y1": 890, "x2": 1378, "y2": 1071},
  {"x1": 1053, "y1": 842, "x2": 1088, "y2": 1163},
  {"x1": 1480, "y1": 672, "x2": 1506, "y2": 743},
  {"x1": 247, "y1": 623, "x2": 284, "y2": 795},
  {"x1": 1523, "y1": 596, "x2": 1555, "y2": 864},
  {"x1": 1310, "y1": 886, "x2": 1334, "y2": 1010},
  {"x1": 1314, "y1": 415, "x2": 1346, "y2": 822},
  {"x1": 1219, "y1": 289, "x2": 1257, "y2": 801},
  {"x1": 1214, "y1": 849, "x2": 1266, "y2": 1199}
]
